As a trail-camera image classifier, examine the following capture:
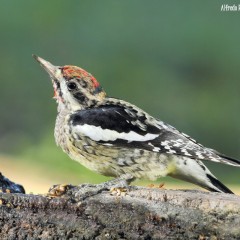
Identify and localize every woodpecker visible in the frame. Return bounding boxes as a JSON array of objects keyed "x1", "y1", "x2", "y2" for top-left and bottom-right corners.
[{"x1": 33, "y1": 55, "x2": 240, "y2": 194}]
